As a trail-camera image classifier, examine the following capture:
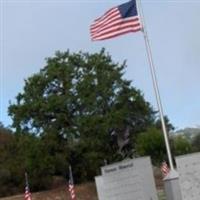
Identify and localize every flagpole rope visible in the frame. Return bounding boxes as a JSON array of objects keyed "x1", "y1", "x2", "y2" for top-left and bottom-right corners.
[{"x1": 137, "y1": 0, "x2": 174, "y2": 170}]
